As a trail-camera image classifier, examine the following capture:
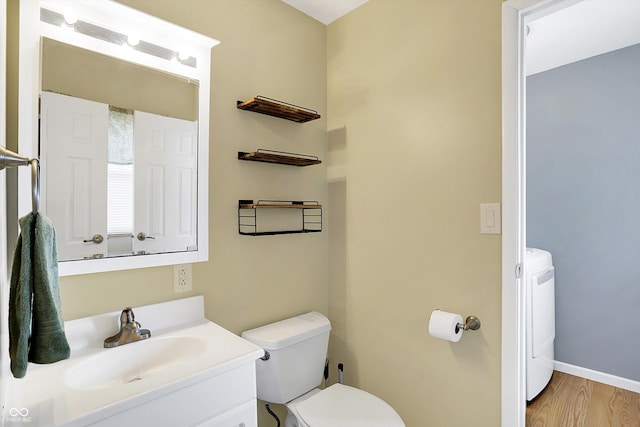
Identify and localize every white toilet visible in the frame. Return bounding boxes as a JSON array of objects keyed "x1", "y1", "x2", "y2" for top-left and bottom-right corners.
[{"x1": 242, "y1": 312, "x2": 405, "y2": 427}]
